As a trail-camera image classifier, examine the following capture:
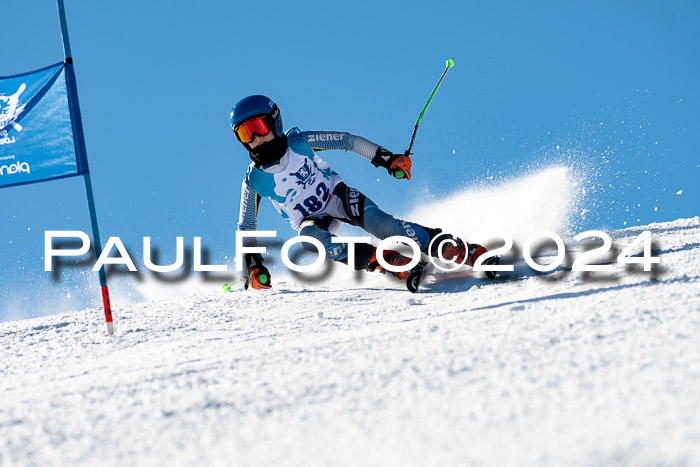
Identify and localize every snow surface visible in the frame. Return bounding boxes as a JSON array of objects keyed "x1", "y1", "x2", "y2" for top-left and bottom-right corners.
[{"x1": 1, "y1": 217, "x2": 700, "y2": 466}]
